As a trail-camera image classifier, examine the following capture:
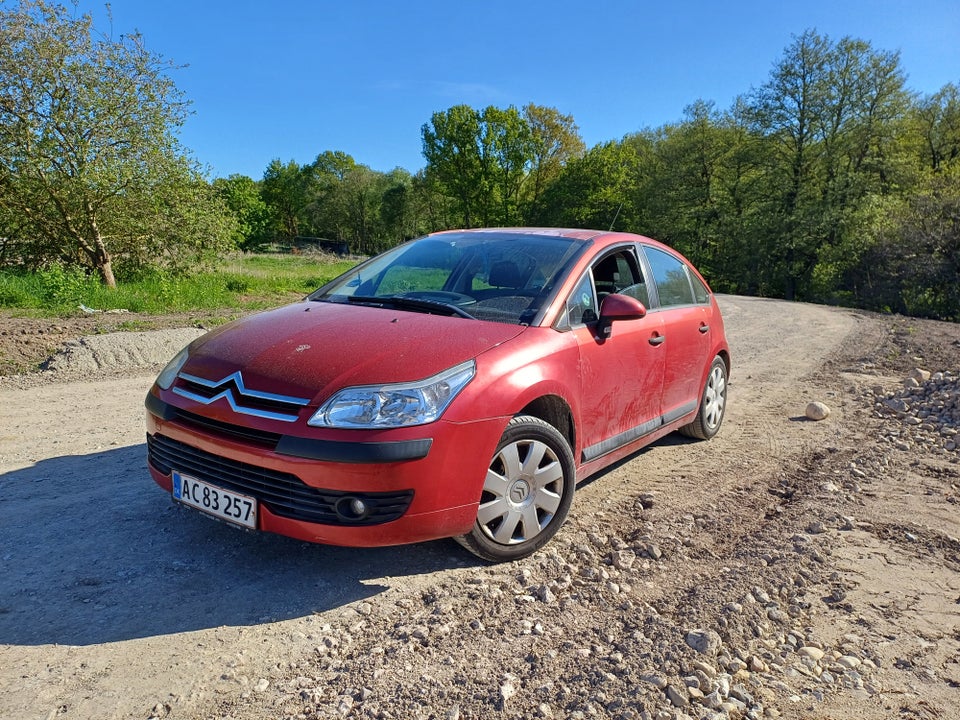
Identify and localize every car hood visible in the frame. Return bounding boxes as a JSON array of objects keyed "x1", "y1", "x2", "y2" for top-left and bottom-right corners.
[{"x1": 178, "y1": 301, "x2": 525, "y2": 404}]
